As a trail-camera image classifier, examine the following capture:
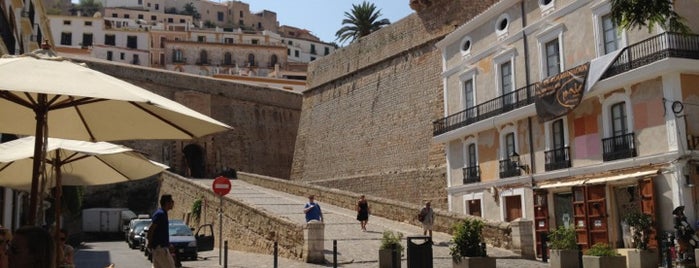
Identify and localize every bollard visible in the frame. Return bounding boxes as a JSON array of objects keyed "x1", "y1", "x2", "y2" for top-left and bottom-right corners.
[
  {"x1": 224, "y1": 240, "x2": 228, "y2": 268},
  {"x1": 541, "y1": 232, "x2": 548, "y2": 263},
  {"x1": 333, "y1": 240, "x2": 338, "y2": 268},
  {"x1": 578, "y1": 245, "x2": 583, "y2": 268},
  {"x1": 274, "y1": 241, "x2": 278, "y2": 268}
]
